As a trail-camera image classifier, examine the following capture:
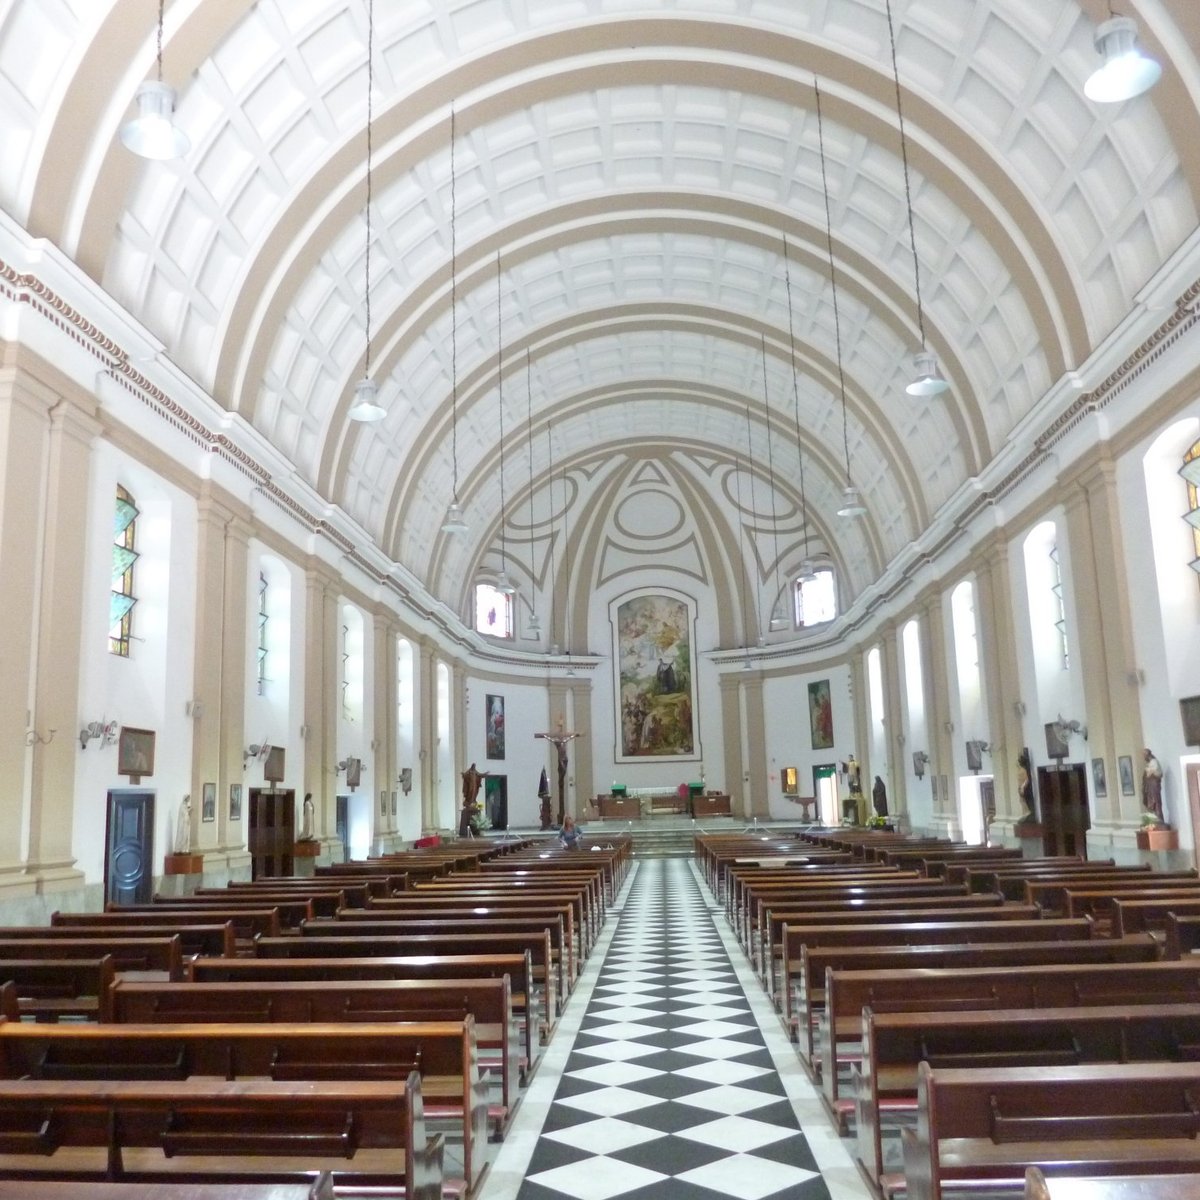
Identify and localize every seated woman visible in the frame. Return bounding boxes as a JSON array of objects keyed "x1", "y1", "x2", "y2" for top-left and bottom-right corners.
[{"x1": 559, "y1": 814, "x2": 581, "y2": 849}]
